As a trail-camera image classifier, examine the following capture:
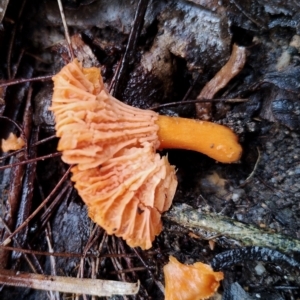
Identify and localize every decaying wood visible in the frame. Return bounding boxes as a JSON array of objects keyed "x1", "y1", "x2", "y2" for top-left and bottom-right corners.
[{"x1": 164, "y1": 204, "x2": 300, "y2": 254}]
